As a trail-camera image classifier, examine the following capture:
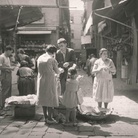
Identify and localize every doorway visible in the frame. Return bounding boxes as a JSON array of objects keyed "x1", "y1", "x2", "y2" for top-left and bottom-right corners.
[{"x1": 86, "y1": 48, "x2": 97, "y2": 58}]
